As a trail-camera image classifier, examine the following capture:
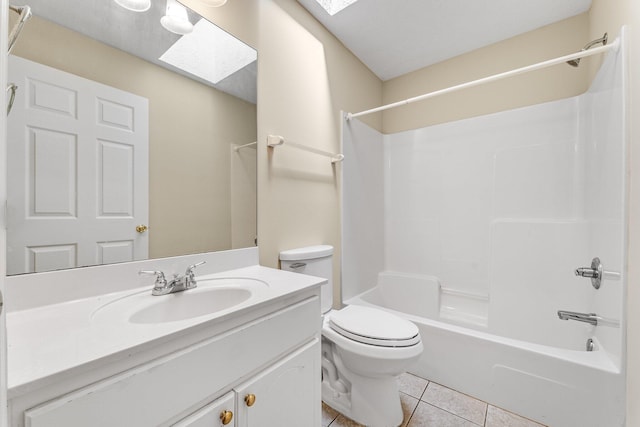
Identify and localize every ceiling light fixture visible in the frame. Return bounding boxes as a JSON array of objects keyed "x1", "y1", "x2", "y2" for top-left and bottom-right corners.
[
  {"x1": 200, "y1": 0, "x2": 228, "y2": 7},
  {"x1": 161, "y1": 0, "x2": 194, "y2": 35},
  {"x1": 113, "y1": 0, "x2": 151, "y2": 12}
]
